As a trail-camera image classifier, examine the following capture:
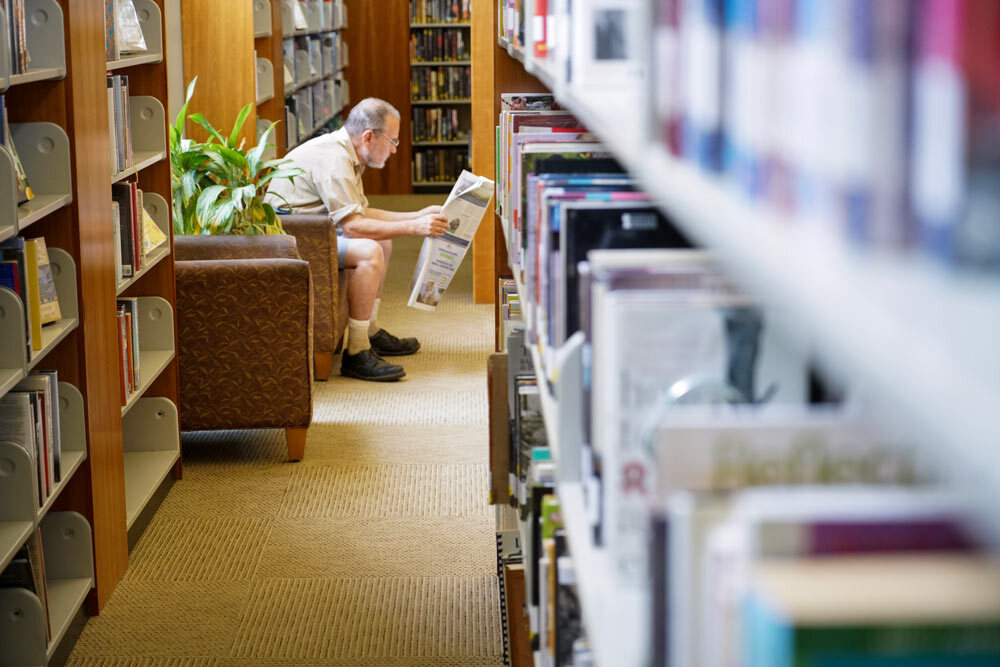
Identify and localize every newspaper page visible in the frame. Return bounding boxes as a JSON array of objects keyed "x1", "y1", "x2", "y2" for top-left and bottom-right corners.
[{"x1": 408, "y1": 170, "x2": 495, "y2": 310}]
